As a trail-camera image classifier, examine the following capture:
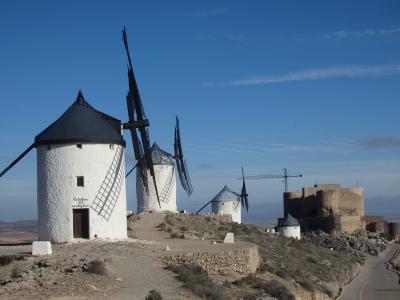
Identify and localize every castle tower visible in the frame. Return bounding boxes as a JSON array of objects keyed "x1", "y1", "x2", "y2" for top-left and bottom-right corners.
[
  {"x1": 211, "y1": 185, "x2": 242, "y2": 224},
  {"x1": 136, "y1": 143, "x2": 177, "y2": 213},
  {"x1": 35, "y1": 91, "x2": 127, "y2": 242}
]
